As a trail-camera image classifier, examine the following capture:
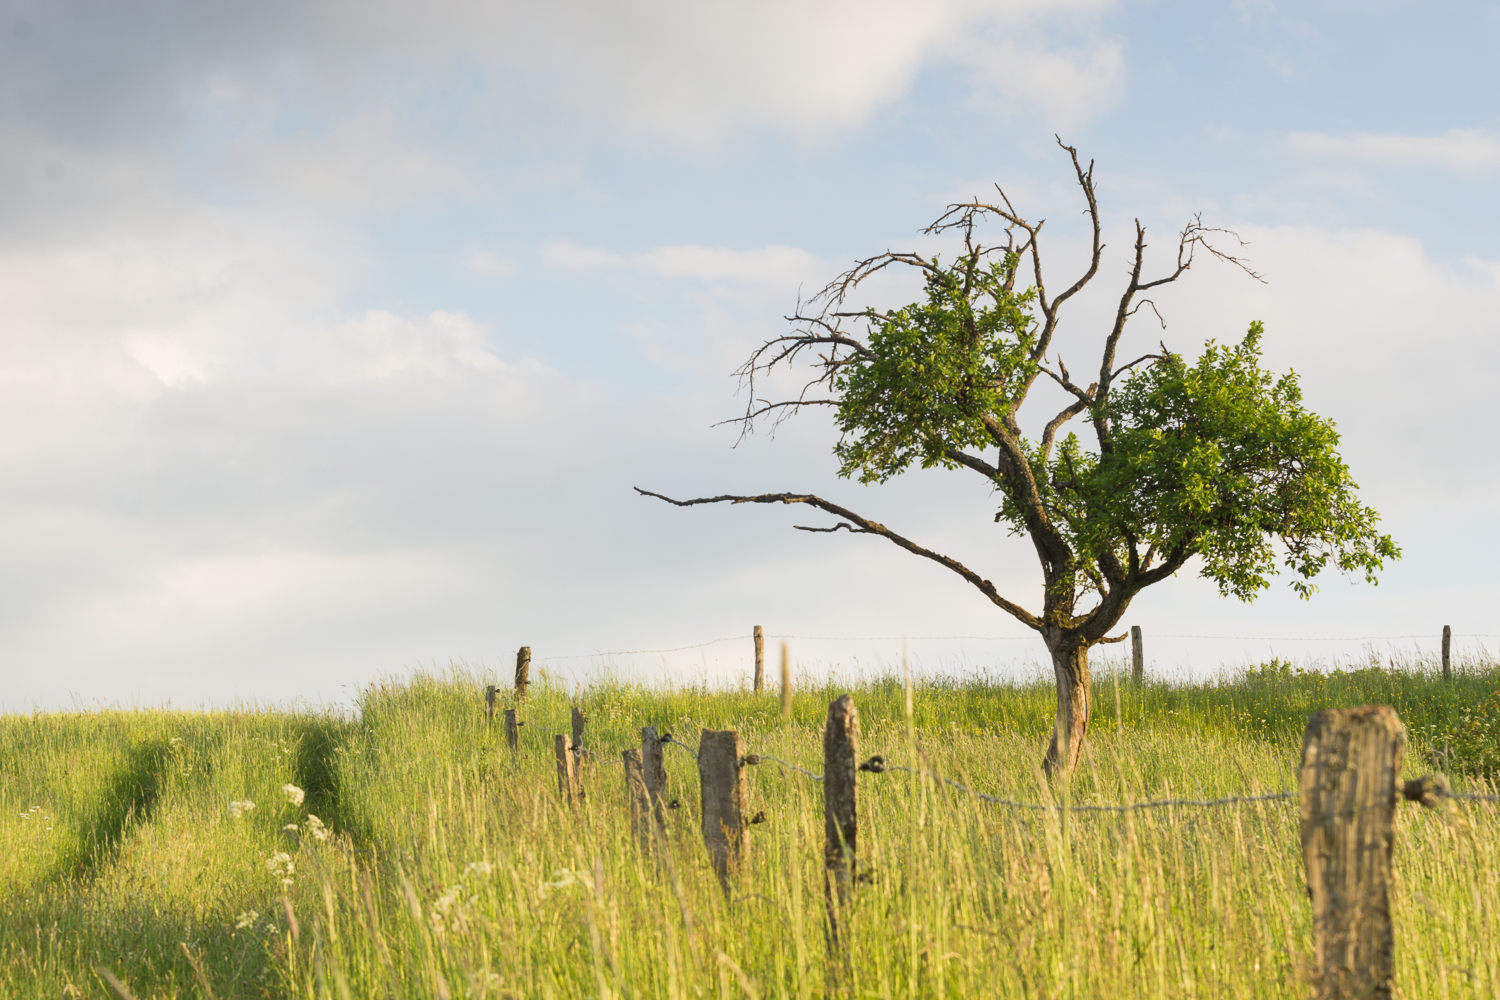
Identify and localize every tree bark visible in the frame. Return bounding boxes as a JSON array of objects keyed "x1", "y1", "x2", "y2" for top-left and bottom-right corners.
[{"x1": 1043, "y1": 637, "x2": 1090, "y2": 778}]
